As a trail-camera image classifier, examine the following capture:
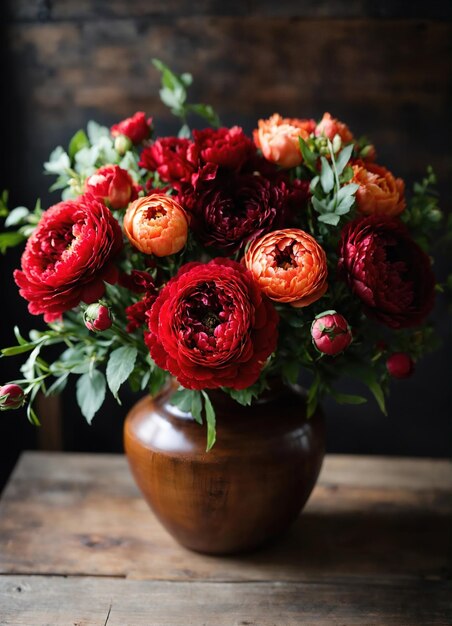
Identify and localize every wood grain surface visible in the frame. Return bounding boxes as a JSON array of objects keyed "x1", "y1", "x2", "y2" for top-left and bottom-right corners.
[{"x1": 0, "y1": 452, "x2": 451, "y2": 623}]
